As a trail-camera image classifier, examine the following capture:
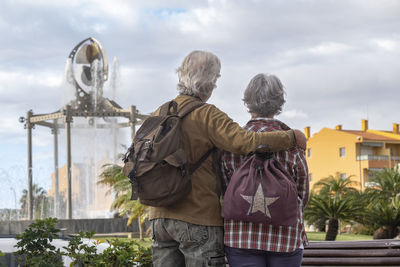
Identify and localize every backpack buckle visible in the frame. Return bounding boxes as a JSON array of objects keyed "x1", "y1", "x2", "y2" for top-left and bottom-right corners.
[
  {"x1": 128, "y1": 168, "x2": 137, "y2": 180},
  {"x1": 122, "y1": 144, "x2": 135, "y2": 163},
  {"x1": 180, "y1": 166, "x2": 187, "y2": 177}
]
